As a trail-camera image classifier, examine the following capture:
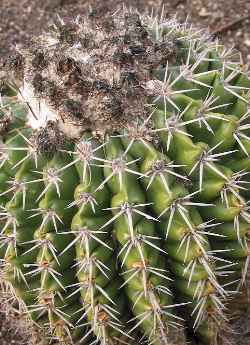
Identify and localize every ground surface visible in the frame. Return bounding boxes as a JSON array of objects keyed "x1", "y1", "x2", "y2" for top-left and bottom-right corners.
[{"x1": 0, "y1": 0, "x2": 250, "y2": 344}]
